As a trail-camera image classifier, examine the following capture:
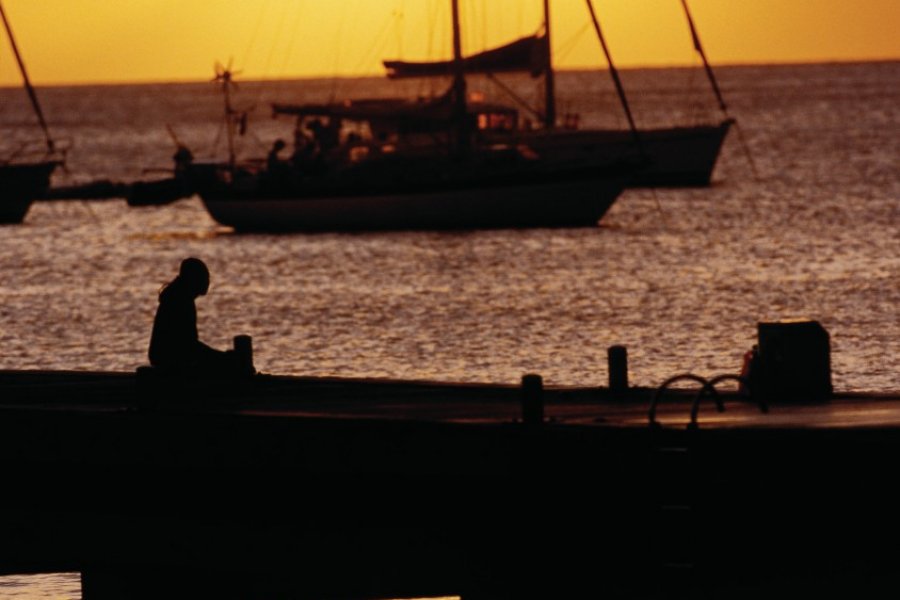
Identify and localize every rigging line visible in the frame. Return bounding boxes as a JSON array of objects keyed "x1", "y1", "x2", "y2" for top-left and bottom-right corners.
[
  {"x1": 426, "y1": 0, "x2": 438, "y2": 59},
  {"x1": 395, "y1": 0, "x2": 405, "y2": 62},
  {"x1": 516, "y1": 0, "x2": 524, "y2": 40},
  {"x1": 243, "y1": 0, "x2": 292, "y2": 116},
  {"x1": 259, "y1": 1, "x2": 291, "y2": 80},
  {"x1": 241, "y1": 0, "x2": 272, "y2": 73},
  {"x1": 584, "y1": 0, "x2": 645, "y2": 157},
  {"x1": 276, "y1": 1, "x2": 307, "y2": 82},
  {"x1": 243, "y1": 126, "x2": 272, "y2": 155},
  {"x1": 650, "y1": 188, "x2": 667, "y2": 223},
  {"x1": 351, "y1": 10, "x2": 399, "y2": 76},
  {"x1": 425, "y1": 0, "x2": 442, "y2": 97},
  {"x1": 0, "y1": 0, "x2": 54, "y2": 154},
  {"x1": 75, "y1": 197, "x2": 100, "y2": 226},
  {"x1": 680, "y1": 0, "x2": 758, "y2": 180},
  {"x1": 733, "y1": 120, "x2": 760, "y2": 181},
  {"x1": 481, "y1": 0, "x2": 487, "y2": 51},
  {"x1": 209, "y1": 117, "x2": 225, "y2": 160},
  {"x1": 328, "y1": 0, "x2": 361, "y2": 102},
  {"x1": 1, "y1": 143, "x2": 30, "y2": 165},
  {"x1": 281, "y1": 1, "x2": 306, "y2": 74},
  {"x1": 555, "y1": 22, "x2": 591, "y2": 63},
  {"x1": 485, "y1": 73, "x2": 543, "y2": 122},
  {"x1": 329, "y1": 0, "x2": 353, "y2": 102}
]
